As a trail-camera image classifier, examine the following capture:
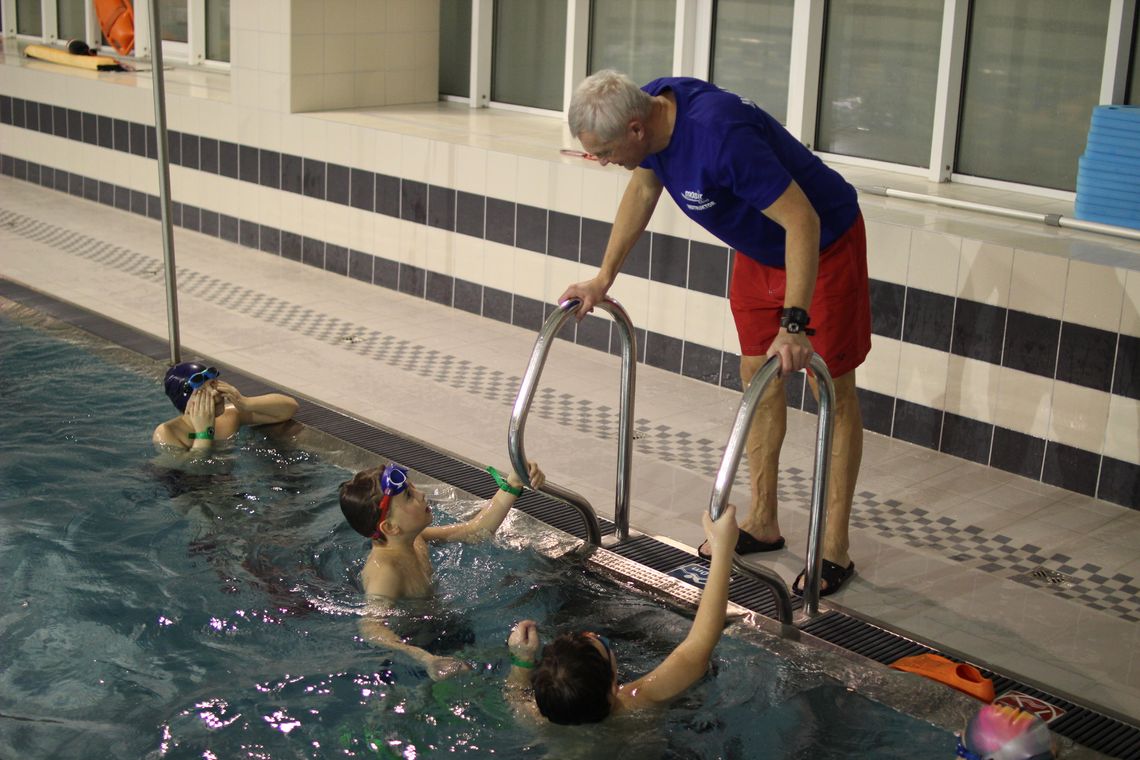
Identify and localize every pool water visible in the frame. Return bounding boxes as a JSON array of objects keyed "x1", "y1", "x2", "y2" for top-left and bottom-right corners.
[{"x1": 0, "y1": 311, "x2": 957, "y2": 758}]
